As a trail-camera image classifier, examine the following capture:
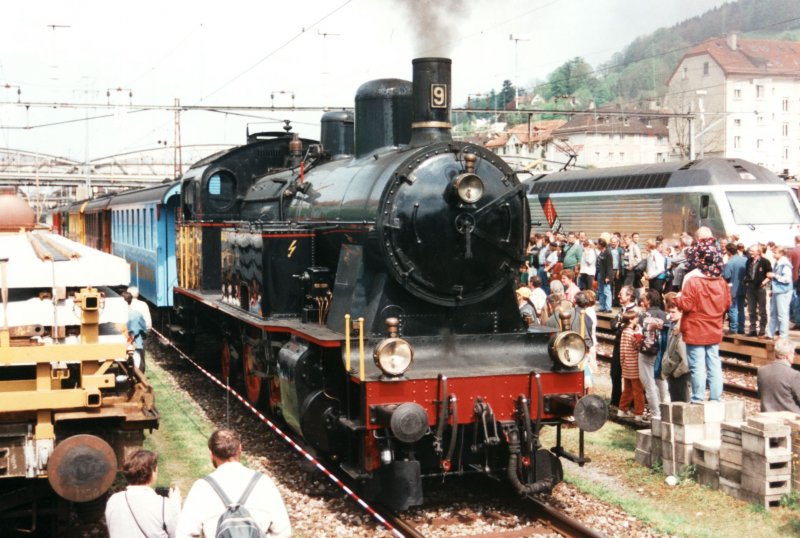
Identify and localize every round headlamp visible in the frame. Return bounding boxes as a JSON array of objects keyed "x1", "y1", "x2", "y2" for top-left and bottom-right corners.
[
  {"x1": 453, "y1": 173, "x2": 484, "y2": 204},
  {"x1": 550, "y1": 331, "x2": 586, "y2": 369},
  {"x1": 373, "y1": 338, "x2": 414, "y2": 377}
]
